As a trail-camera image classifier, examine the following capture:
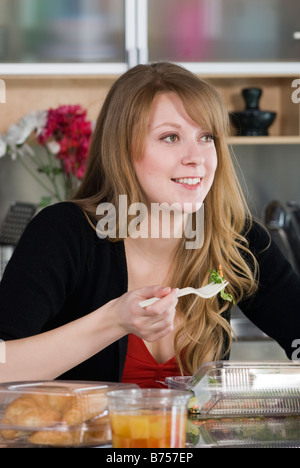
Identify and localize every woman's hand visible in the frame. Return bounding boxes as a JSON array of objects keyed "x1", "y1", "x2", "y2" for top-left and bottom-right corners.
[
  {"x1": 0, "y1": 286, "x2": 178, "y2": 382},
  {"x1": 116, "y1": 286, "x2": 178, "y2": 342}
]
